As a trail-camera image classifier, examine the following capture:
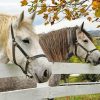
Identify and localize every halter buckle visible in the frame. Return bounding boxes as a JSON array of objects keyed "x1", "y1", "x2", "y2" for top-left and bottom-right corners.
[
  {"x1": 13, "y1": 41, "x2": 17, "y2": 46},
  {"x1": 27, "y1": 58, "x2": 33, "y2": 63},
  {"x1": 75, "y1": 42, "x2": 78, "y2": 45},
  {"x1": 87, "y1": 52, "x2": 91, "y2": 55}
]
